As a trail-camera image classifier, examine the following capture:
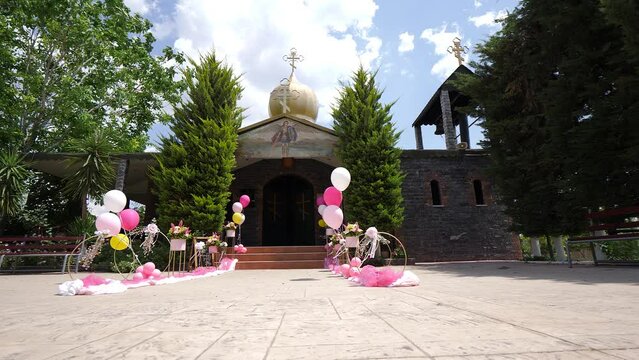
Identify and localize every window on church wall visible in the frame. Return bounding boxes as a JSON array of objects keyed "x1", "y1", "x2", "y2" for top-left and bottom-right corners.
[
  {"x1": 430, "y1": 180, "x2": 442, "y2": 206},
  {"x1": 473, "y1": 180, "x2": 485, "y2": 205}
]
